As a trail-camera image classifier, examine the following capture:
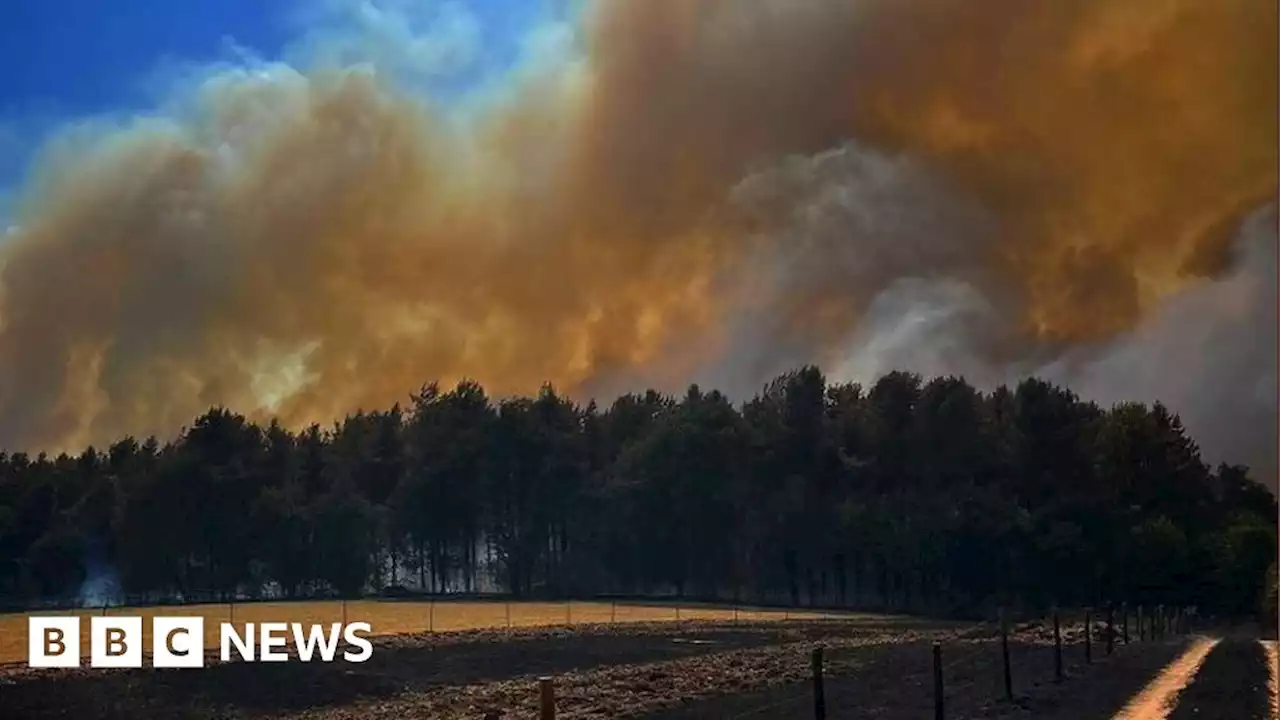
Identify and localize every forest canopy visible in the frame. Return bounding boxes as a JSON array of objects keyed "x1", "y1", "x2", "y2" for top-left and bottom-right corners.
[{"x1": 0, "y1": 367, "x2": 1274, "y2": 620}]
